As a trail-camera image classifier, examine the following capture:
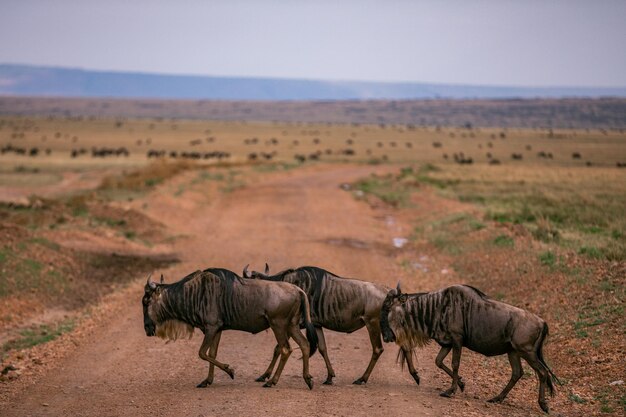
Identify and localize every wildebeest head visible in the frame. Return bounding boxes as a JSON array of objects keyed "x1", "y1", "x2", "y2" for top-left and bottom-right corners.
[
  {"x1": 380, "y1": 282, "x2": 408, "y2": 343},
  {"x1": 242, "y1": 263, "x2": 270, "y2": 279},
  {"x1": 142, "y1": 273, "x2": 164, "y2": 336}
]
